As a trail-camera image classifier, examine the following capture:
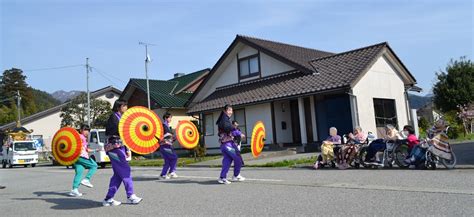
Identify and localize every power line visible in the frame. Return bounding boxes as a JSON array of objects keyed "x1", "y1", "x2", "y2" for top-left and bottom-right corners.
[
  {"x1": 23, "y1": 64, "x2": 84, "y2": 72},
  {"x1": 90, "y1": 66, "x2": 127, "y2": 85},
  {"x1": 93, "y1": 68, "x2": 120, "y2": 87}
]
